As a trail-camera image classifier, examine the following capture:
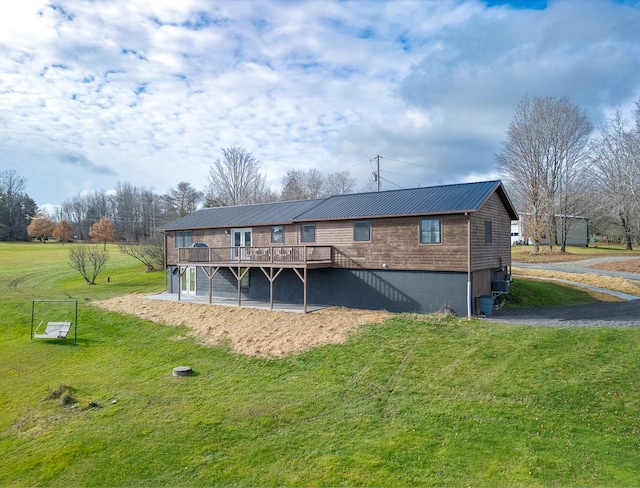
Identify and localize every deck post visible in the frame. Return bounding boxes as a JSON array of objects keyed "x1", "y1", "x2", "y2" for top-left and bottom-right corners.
[
  {"x1": 269, "y1": 267, "x2": 274, "y2": 310},
  {"x1": 203, "y1": 266, "x2": 220, "y2": 304},
  {"x1": 303, "y1": 267, "x2": 308, "y2": 313},
  {"x1": 210, "y1": 268, "x2": 214, "y2": 304},
  {"x1": 259, "y1": 267, "x2": 284, "y2": 311}
]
